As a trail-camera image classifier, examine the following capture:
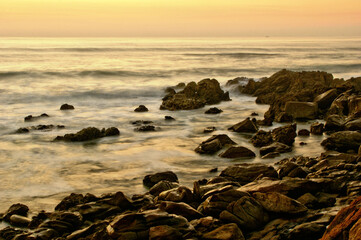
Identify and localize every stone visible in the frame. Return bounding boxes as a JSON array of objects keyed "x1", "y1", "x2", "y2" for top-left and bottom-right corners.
[
  {"x1": 195, "y1": 135, "x2": 237, "y2": 154},
  {"x1": 251, "y1": 130, "x2": 273, "y2": 147},
  {"x1": 190, "y1": 216, "x2": 223, "y2": 235},
  {"x1": 202, "y1": 223, "x2": 245, "y2": 240},
  {"x1": 205, "y1": 107, "x2": 223, "y2": 114},
  {"x1": 261, "y1": 152, "x2": 281, "y2": 159},
  {"x1": 54, "y1": 127, "x2": 119, "y2": 142},
  {"x1": 321, "y1": 131, "x2": 361, "y2": 152},
  {"x1": 228, "y1": 118, "x2": 258, "y2": 133},
  {"x1": 60, "y1": 103, "x2": 75, "y2": 110},
  {"x1": 251, "y1": 112, "x2": 259, "y2": 116},
  {"x1": 24, "y1": 113, "x2": 49, "y2": 122},
  {"x1": 219, "y1": 146, "x2": 256, "y2": 159},
  {"x1": 193, "y1": 182, "x2": 241, "y2": 201},
  {"x1": 55, "y1": 193, "x2": 85, "y2": 211},
  {"x1": 297, "y1": 193, "x2": 319, "y2": 209},
  {"x1": 204, "y1": 127, "x2": 216, "y2": 133},
  {"x1": 325, "y1": 114, "x2": 346, "y2": 131},
  {"x1": 278, "y1": 162, "x2": 308, "y2": 179},
  {"x1": 285, "y1": 101, "x2": 318, "y2": 119},
  {"x1": 259, "y1": 142, "x2": 292, "y2": 156},
  {"x1": 143, "y1": 171, "x2": 178, "y2": 188},
  {"x1": 288, "y1": 222, "x2": 326, "y2": 240},
  {"x1": 311, "y1": 122, "x2": 324, "y2": 135},
  {"x1": 159, "y1": 201, "x2": 203, "y2": 221},
  {"x1": 271, "y1": 123, "x2": 297, "y2": 146},
  {"x1": 103, "y1": 191, "x2": 133, "y2": 209},
  {"x1": 134, "y1": 105, "x2": 149, "y2": 112},
  {"x1": 132, "y1": 120, "x2": 153, "y2": 125},
  {"x1": 9, "y1": 214, "x2": 31, "y2": 227},
  {"x1": 135, "y1": 125, "x2": 156, "y2": 132},
  {"x1": 345, "y1": 118, "x2": 361, "y2": 131},
  {"x1": 220, "y1": 163, "x2": 278, "y2": 185},
  {"x1": 158, "y1": 186, "x2": 193, "y2": 203},
  {"x1": 149, "y1": 181, "x2": 180, "y2": 196},
  {"x1": 314, "y1": 89, "x2": 338, "y2": 109},
  {"x1": 298, "y1": 129, "x2": 310, "y2": 136},
  {"x1": 160, "y1": 79, "x2": 230, "y2": 110},
  {"x1": 252, "y1": 192, "x2": 308, "y2": 215},
  {"x1": 103, "y1": 127, "x2": 120, "y2": 137},
  {"x1": 164, "y1": 116, "x2": 175, "y2": 121},
  {"x1": 149, "y1": 225, "x2": 182, "y2": 240},
  {"x1": 3, "y1": 203, "x2": 29, "y2": 221}
]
